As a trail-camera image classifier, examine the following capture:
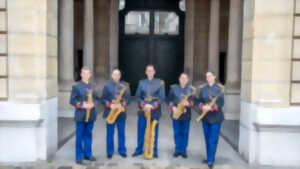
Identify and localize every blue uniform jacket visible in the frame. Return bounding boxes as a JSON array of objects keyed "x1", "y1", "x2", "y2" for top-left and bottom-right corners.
[
  {"x1": 100, "y1": 81, "x2": 131, "y2": 120},
  {"x1": 196, "y1": 83, "x2": 225, "y2": 123},
  {"x1": 135, "y1": 78, "x2": 165, "y2": 120},
  {"x1": 167, "y1": 84, "x2": 195, "y2": 121},
  {"x1": 70, "y1": 81, "x2": 100, "y2": 122}
]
